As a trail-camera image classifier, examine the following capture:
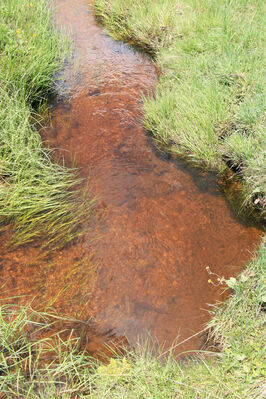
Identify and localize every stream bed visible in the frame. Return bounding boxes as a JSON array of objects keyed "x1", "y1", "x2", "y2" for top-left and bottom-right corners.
[{"x1": 0, "y1": 0, "x2": 262, "y2": 356}]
